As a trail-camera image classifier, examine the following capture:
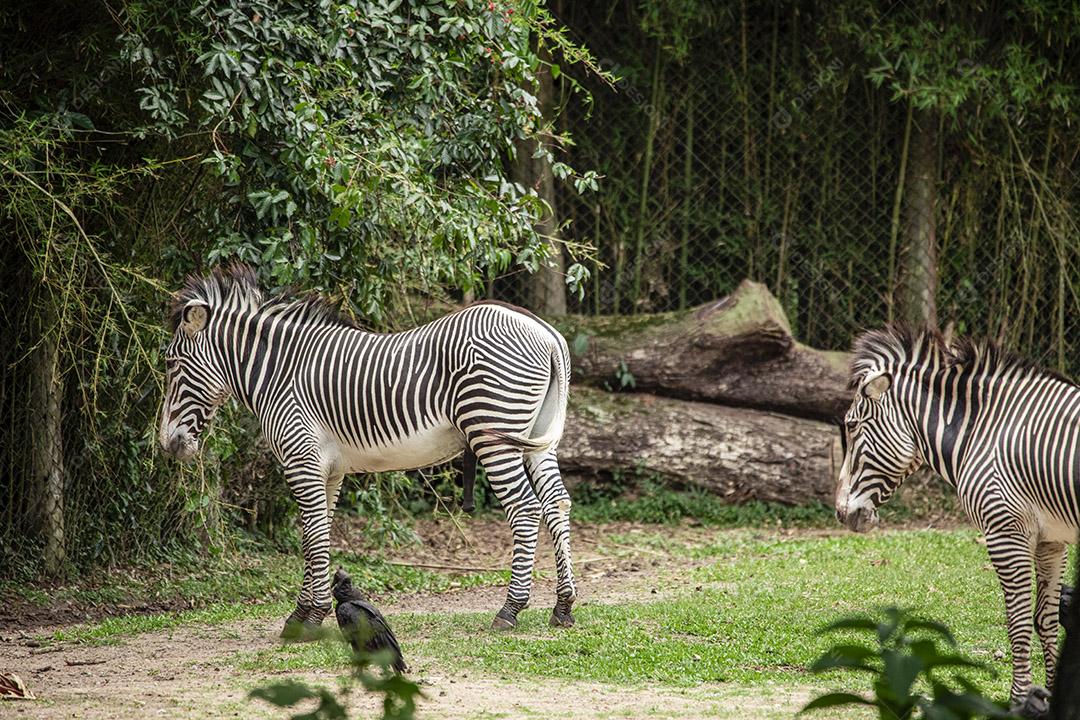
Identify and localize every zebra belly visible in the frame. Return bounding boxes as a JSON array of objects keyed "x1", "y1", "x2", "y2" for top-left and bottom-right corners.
[
  {"x1": 1034, "y1": 509, "x2": 1078, "y2": 544},
  {"x1": 331, "y1": 423, "x2": 466, "y2": 473}
]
